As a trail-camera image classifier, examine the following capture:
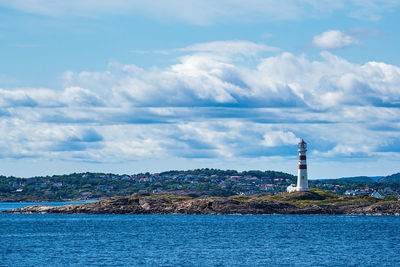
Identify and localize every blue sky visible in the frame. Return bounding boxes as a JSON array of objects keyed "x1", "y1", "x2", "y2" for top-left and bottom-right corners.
[{"x1": 0, "y1": 0, "x2": 400, "y2": 178}]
